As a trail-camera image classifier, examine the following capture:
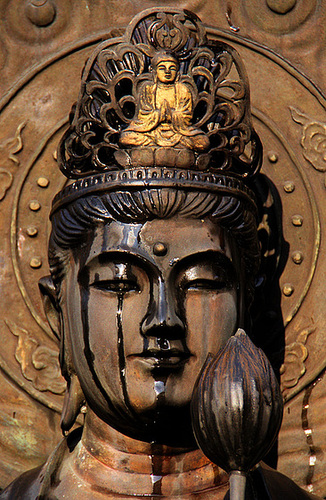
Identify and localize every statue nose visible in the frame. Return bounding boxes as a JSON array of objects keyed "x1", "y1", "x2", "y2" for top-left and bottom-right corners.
[{"x1": 141, "y1": 280, "x2": 185, "y2": 339}]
